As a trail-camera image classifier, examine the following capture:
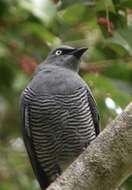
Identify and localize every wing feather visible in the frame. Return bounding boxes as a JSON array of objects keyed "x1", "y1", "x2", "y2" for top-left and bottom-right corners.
[
  {"x1": 20, "y1": 93, "x2": 49, "y2": 190},
  {"x1": 86, "y1": 88, "x2": 100, "y2": 136}
]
